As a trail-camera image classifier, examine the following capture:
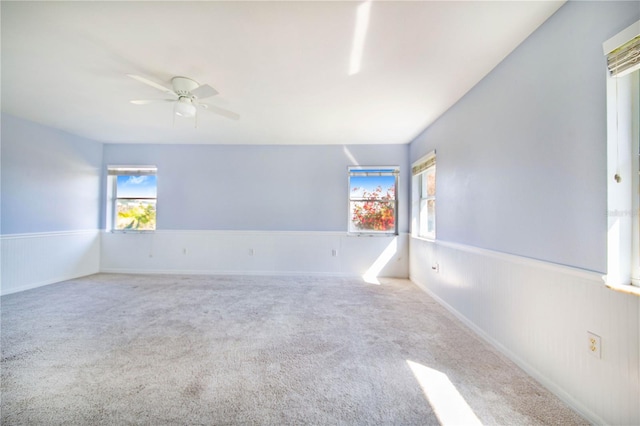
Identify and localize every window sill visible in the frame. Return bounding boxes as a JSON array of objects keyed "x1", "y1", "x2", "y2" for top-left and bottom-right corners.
[
  {"x1": 411, "y1": 235, "x2": 436, "y2": 243},
  {"x1": 604, "y1": 281, "x2": 640, "y2": 297},
  {"x1": 347, "y1": 233, "x2": 398, "y2": 237},
  {"x1": 110, "y1": 230, "x2": 156, "y2": 234}
]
